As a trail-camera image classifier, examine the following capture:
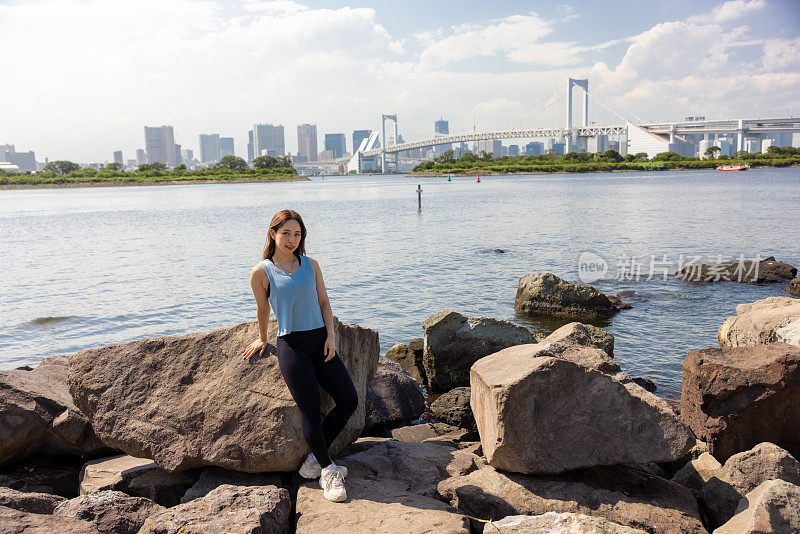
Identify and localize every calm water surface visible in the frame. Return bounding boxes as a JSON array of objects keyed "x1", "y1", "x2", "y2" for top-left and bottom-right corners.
[{"x1": 1, "y1": 168, "x2": 798, "y2": 398}]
